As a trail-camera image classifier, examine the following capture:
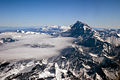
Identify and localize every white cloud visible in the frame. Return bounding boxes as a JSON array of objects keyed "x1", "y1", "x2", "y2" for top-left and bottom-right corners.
[{"x1": 0, "y1": 33, "x2": 74, "y2": 60}]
